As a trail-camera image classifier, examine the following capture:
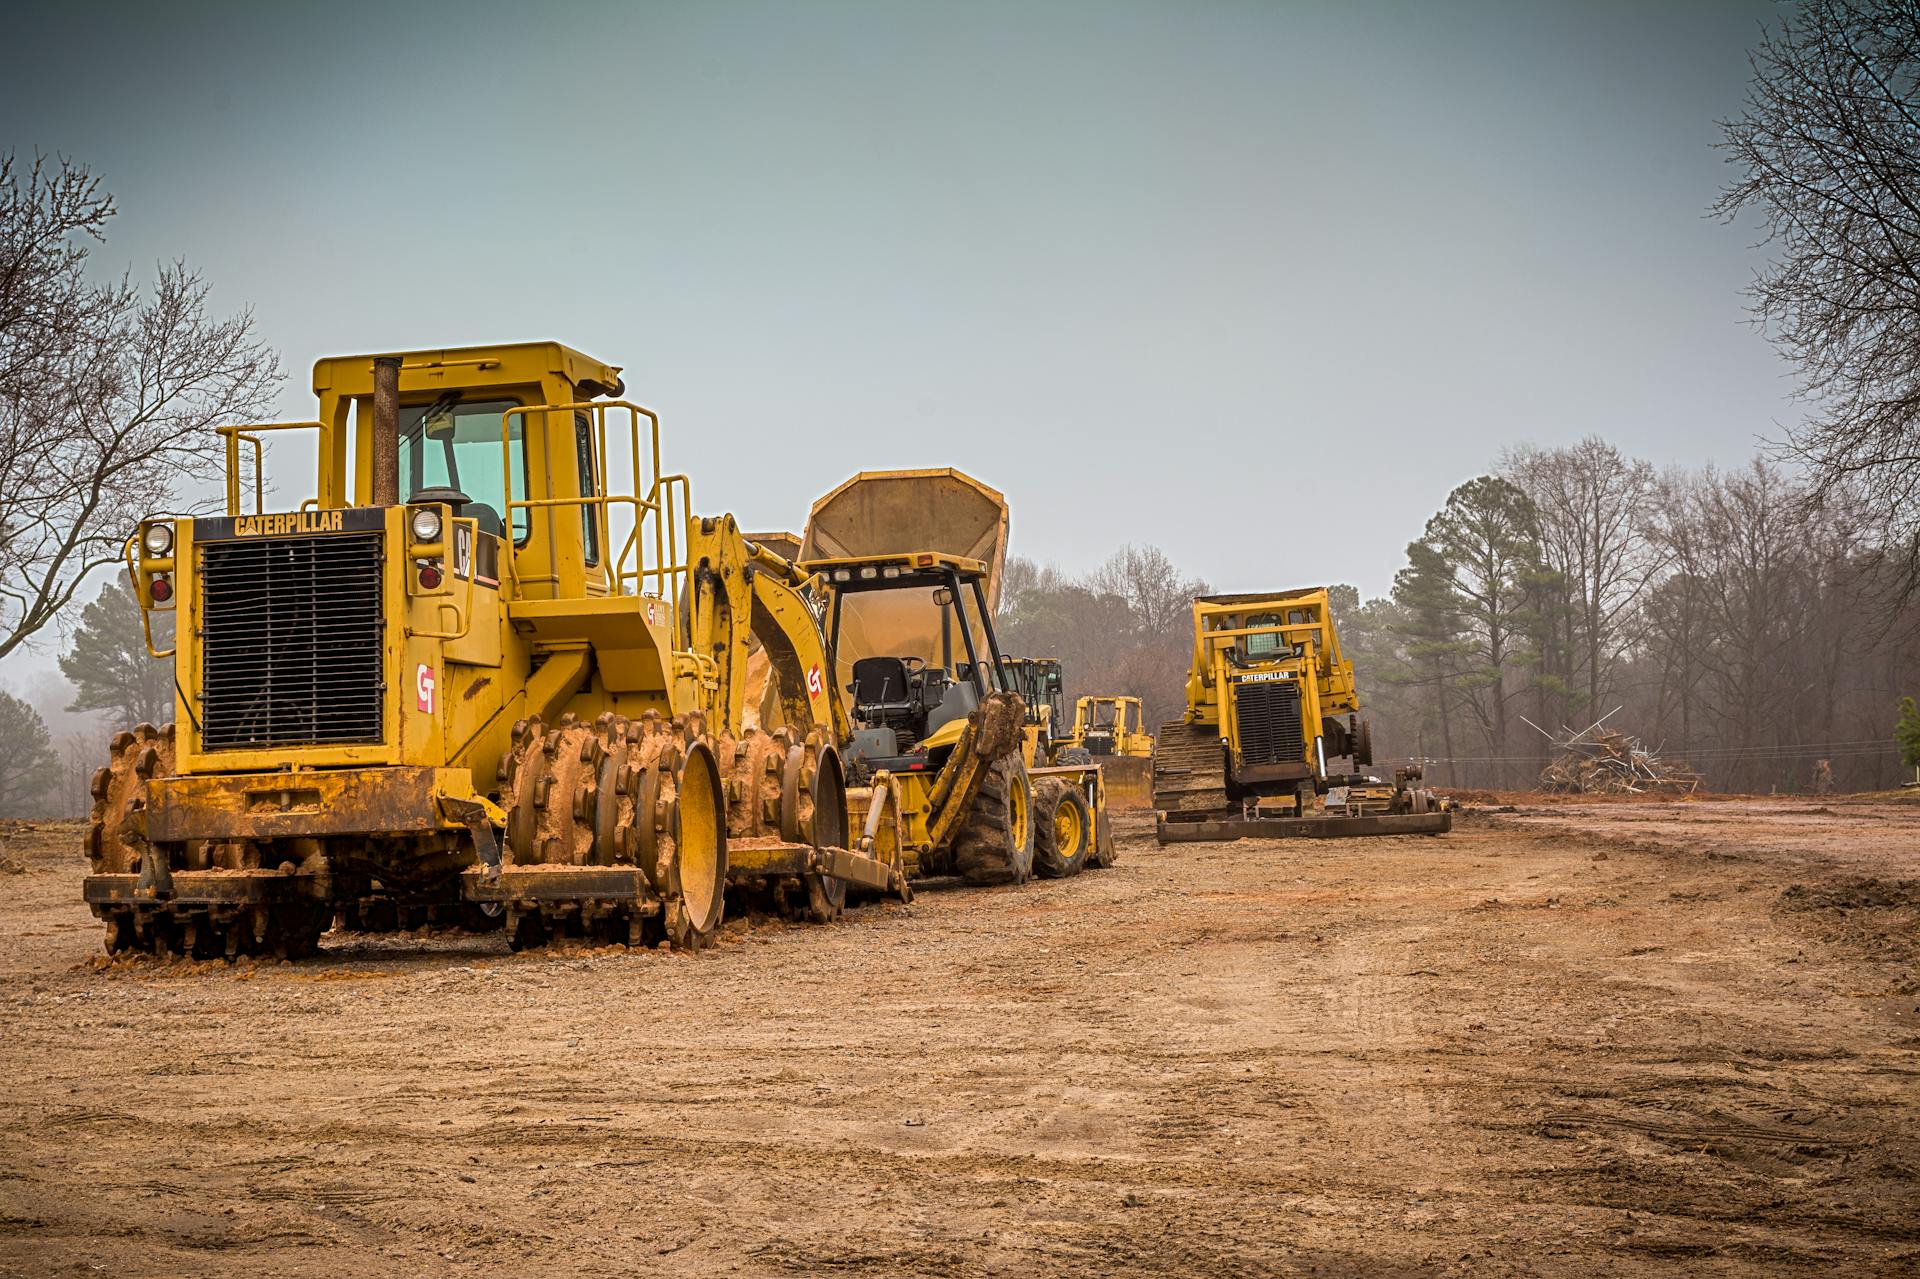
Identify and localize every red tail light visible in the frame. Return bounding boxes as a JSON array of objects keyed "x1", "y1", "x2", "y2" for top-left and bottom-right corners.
[
  {"x1": 149, "y1": 575, "x2": 172, "y2": 603},
  {"x1": 418, "y1": 564, "x2": 443, "y2": 589}
]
